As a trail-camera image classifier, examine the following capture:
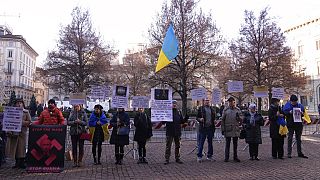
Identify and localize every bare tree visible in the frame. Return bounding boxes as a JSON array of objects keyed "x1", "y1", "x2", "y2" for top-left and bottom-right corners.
[
  {"x1": 45, "y1": 7, "x2": 118, "y2": 93},
  {"x1": 148, "y1": 0, "x2": 223, "y2": 115},
  {"x1": 229, "y1": 7, "x2": 307, "y2": 111}
]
